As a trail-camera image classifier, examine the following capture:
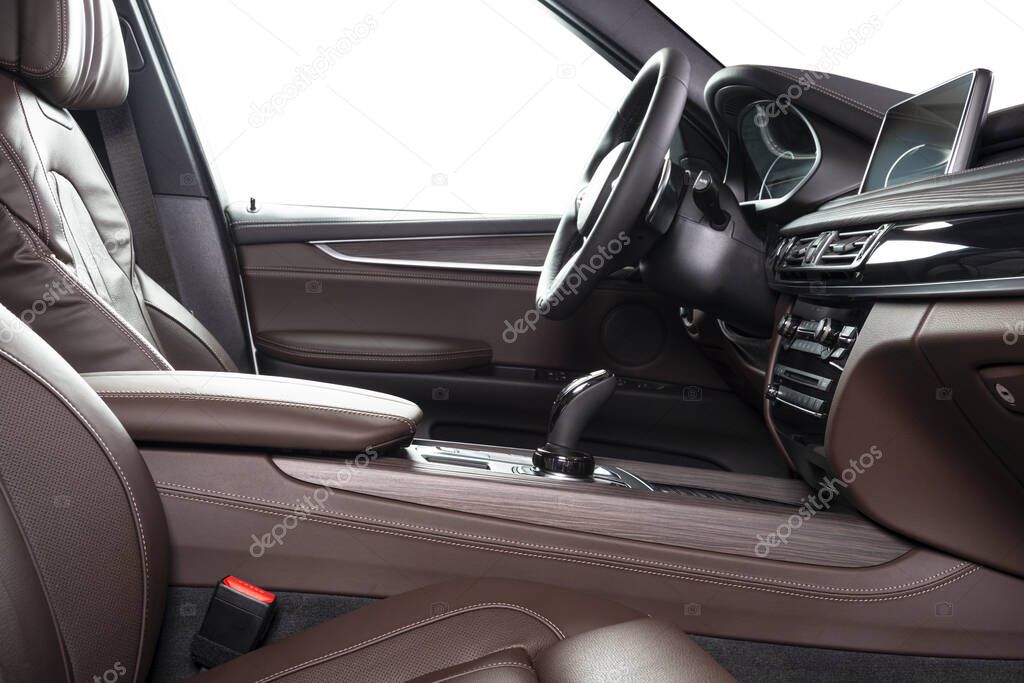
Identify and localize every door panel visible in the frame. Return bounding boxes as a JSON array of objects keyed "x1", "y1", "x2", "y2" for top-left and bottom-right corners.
[
  {"x1": 239, "y1": 241, "x2": 724, "y2": 385},
  {"x1": 231, "y1": 204, "x2": 785, "y2": 475}
]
